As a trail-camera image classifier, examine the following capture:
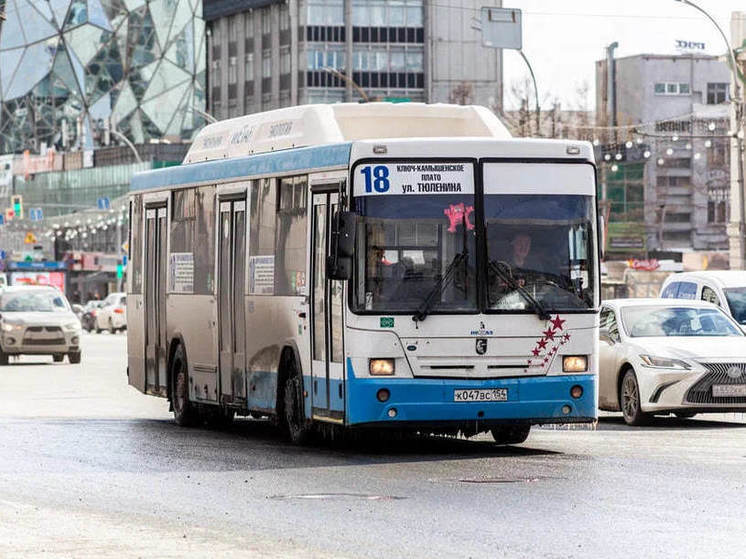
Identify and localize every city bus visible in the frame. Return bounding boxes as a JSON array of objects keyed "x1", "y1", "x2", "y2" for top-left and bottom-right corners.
[{"x1": 126, "y1": 103, "x2": 600, "y2": 444}]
